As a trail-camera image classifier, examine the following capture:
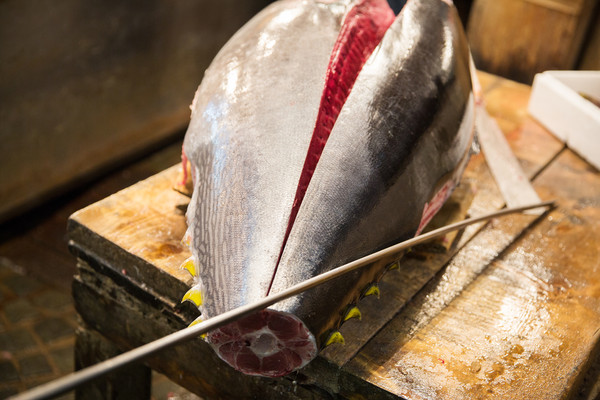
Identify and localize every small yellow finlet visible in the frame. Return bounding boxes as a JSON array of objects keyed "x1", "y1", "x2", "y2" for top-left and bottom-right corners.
[
  {"x1": 325, "y1": 331, "x2": 345, "y2": 347},
  {"x1": 181, "y1": 287, "x2": 203, "y2": 306},
  {"x1": 189, "y1": 317, "x2": 206, "y2": 338},
  {"x1": 387, "y1": 261, "x2": 399, "y2": 271},
  {"x1": 180, "y1": 257, "x2": 196, "y2": 277},
  {"x1": 343, "y1": 306, "x2": 362, "y2": 322},
  {"x1": 363, "y1": 283, "x2": 380, "y2": 299},
  {"x1": 181, "y1": 231, "x2": 192, "y2": 247}
]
